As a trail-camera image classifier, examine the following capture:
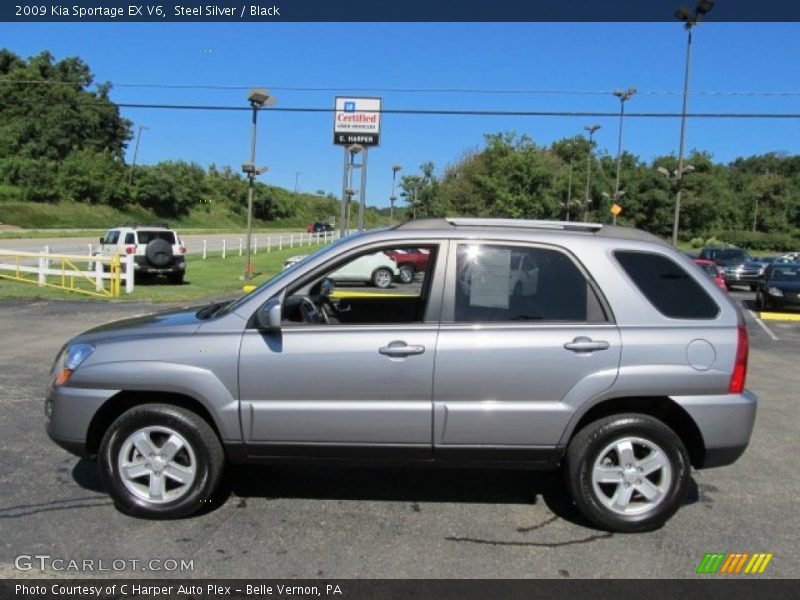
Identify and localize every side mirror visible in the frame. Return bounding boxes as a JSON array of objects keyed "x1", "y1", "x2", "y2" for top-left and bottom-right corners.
[
  {"x1": 99, "y1": 237, "x2": 105, "y2": 244},
  {"x1": 255, "y1": 298, "x2": 282, "y2": 332}
]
